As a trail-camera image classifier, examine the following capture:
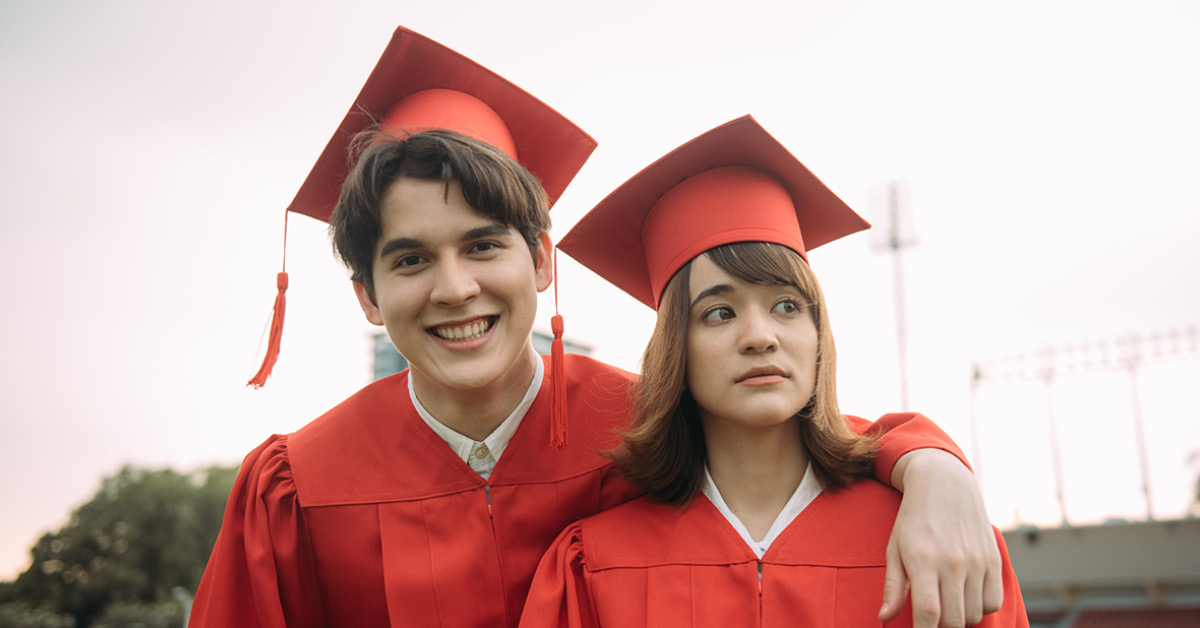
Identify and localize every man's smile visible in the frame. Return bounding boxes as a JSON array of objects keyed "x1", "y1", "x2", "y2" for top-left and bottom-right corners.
[{"x1": 429, "y1": 316, "x2": 497, "y2": 341}]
